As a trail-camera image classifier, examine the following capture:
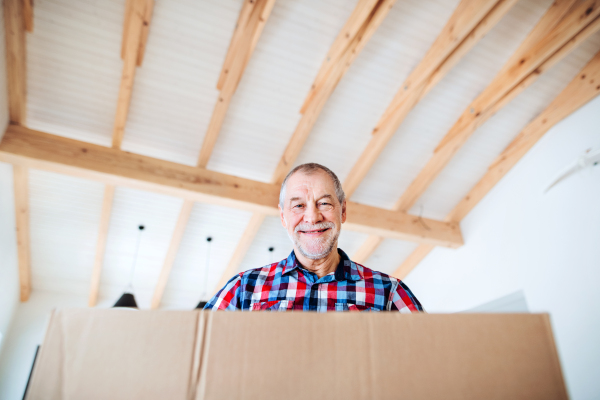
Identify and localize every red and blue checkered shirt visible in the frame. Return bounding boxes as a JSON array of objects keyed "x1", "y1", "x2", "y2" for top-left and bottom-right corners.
[{"x1": 204, "y1": 249, "x2": 423, "y2": 312}]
